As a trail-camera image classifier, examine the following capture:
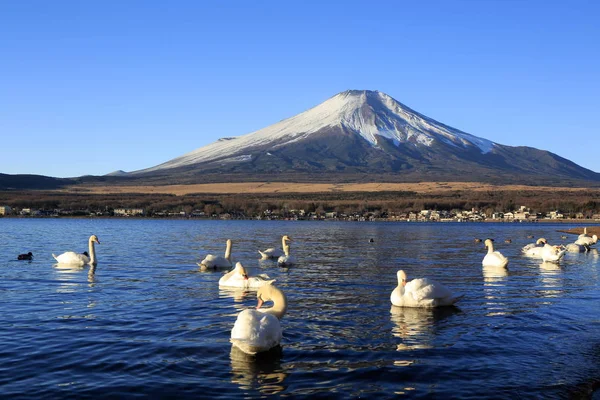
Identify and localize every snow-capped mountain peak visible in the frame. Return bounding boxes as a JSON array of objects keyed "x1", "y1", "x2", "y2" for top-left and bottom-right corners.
[{"x1": 135, "y1": 90, "x2": 495, "y2": 174}]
